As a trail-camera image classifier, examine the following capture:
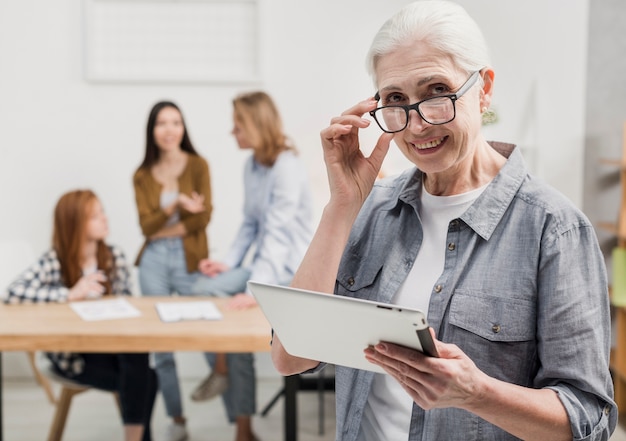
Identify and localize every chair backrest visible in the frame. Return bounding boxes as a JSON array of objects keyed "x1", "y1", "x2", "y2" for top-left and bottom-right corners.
[
  {"x1": 35, "y1": 353, "x2": 87, "y2": 390},
  {"x1": 0, "y1": 239, "x2": 35, "y2": 300}
]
